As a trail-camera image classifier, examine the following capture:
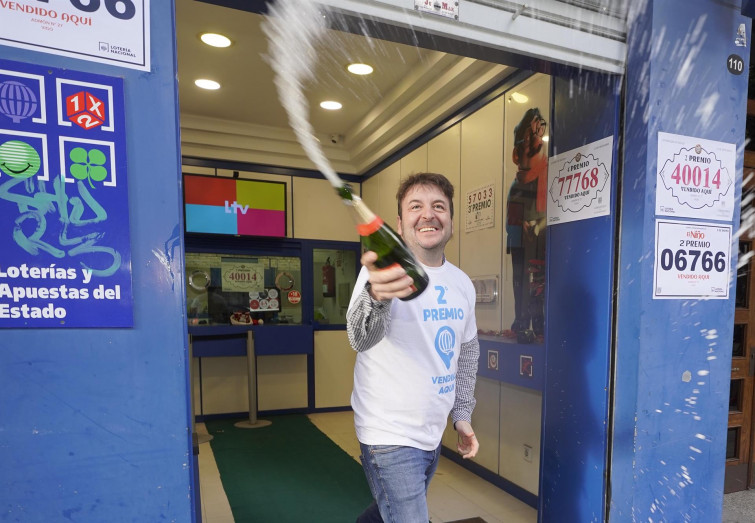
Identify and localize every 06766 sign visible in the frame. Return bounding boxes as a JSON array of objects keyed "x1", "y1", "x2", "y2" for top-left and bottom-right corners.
[{"x1": 653, "y1": 220, "x2": 731, "y2": 300}]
